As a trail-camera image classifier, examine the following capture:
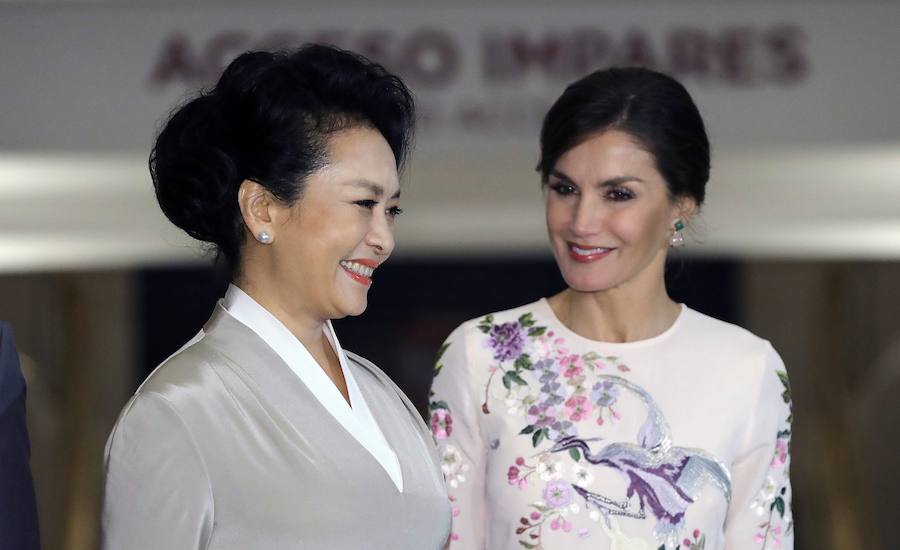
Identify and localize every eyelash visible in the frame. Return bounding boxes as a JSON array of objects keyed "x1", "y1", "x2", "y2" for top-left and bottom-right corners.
[
  {"x1": 548, "y1": 182, "x2": 577, "y2": 196},
  {"x1": 548, "y1": 182, "x2": 635, "y2": 202},
  {"x1": 355, "y1": 200, "x2": 403, "y2": 219},
  {"x1": 606, "y1": 188, "x2": 635, "y2": 202}
]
